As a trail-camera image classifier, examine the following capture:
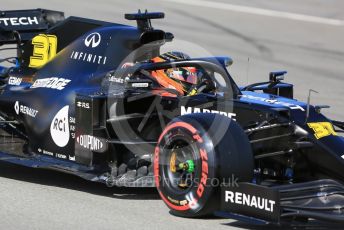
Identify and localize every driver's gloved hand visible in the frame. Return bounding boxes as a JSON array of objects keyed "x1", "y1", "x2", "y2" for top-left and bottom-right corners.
[{"x1": 186, "y1": 79, "x2": 215, "y2": 96}]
